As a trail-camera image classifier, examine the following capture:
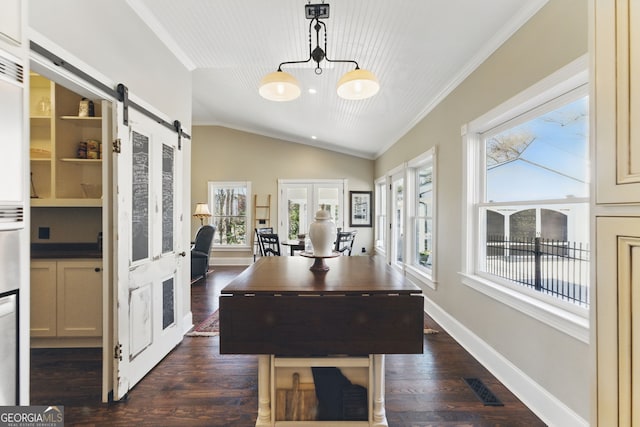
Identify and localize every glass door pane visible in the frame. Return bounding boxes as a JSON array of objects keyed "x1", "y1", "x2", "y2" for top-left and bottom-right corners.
[
  {"x1": 316, "y1": 185, "x2": 340, "y2": 225},
  {"x1": 279, "y1": 181, "x2": 345, "y2": 247},
  {"x1": 284, "y1": 186, "x2": 308, "y2": 240}
]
